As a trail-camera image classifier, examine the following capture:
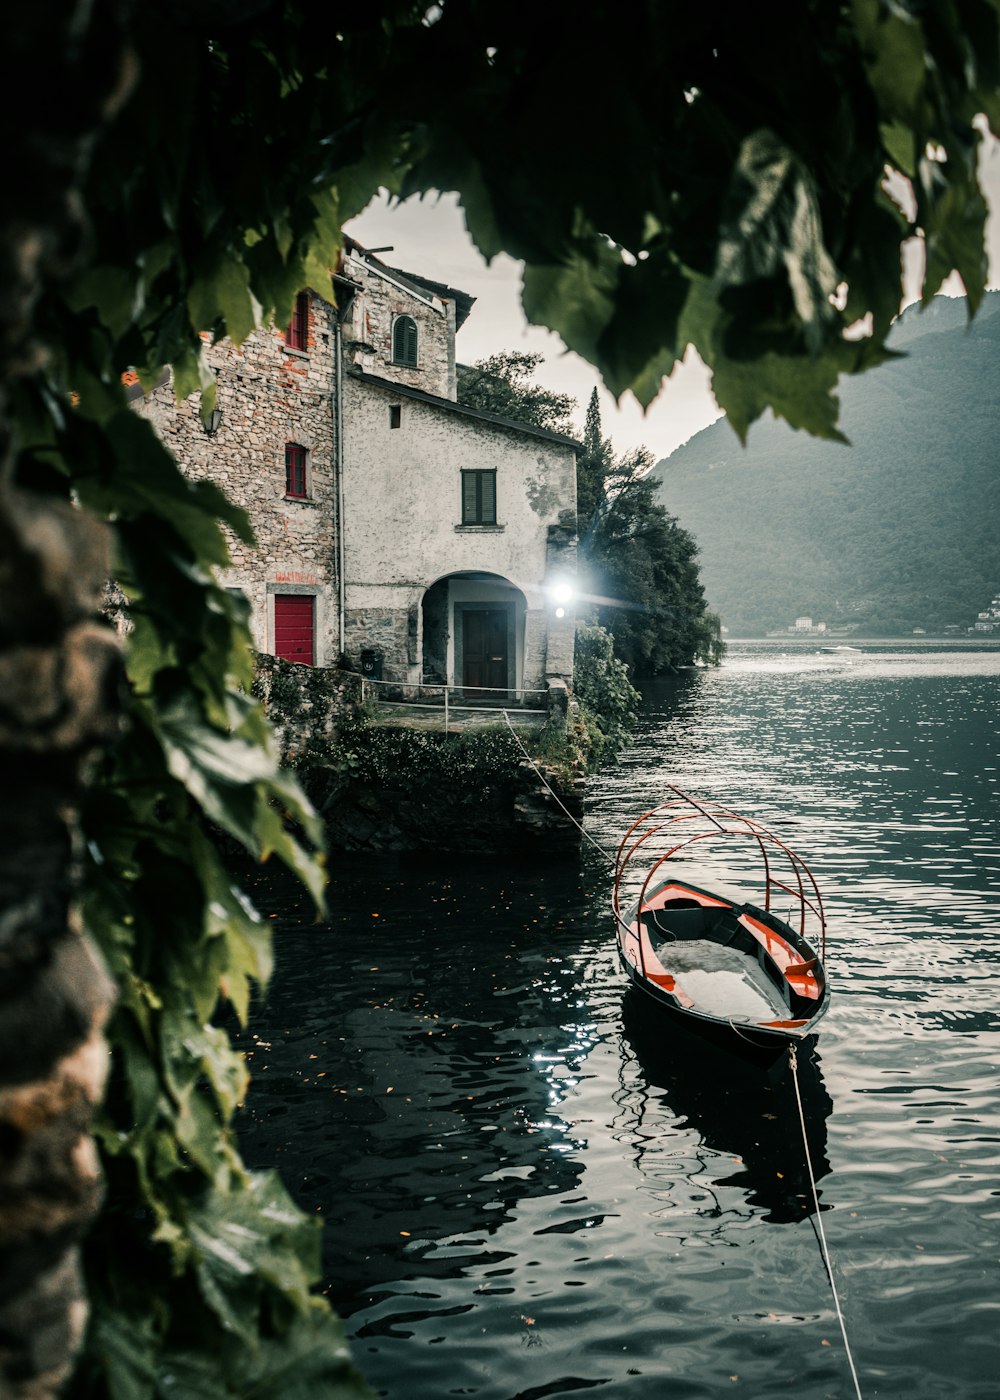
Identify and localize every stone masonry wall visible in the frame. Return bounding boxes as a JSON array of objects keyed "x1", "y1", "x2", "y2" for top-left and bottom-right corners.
[
  {"x1": 130, "y1": 290, "x2": 340, "y2": 664},
  {"x1": 340, "y1": 251, "x2": 455, "y2": 399}
]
